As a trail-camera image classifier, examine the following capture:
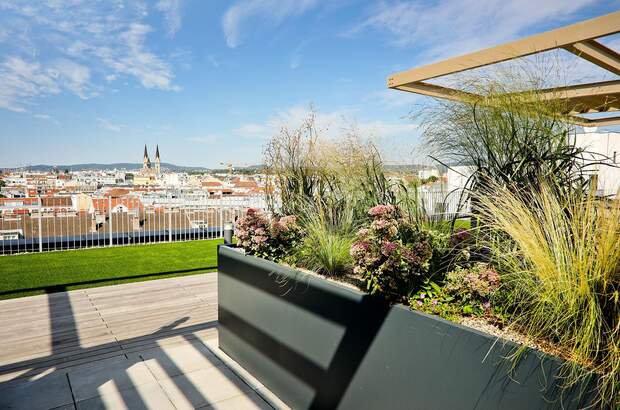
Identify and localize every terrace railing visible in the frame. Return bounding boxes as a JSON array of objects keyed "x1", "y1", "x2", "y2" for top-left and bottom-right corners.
[
  {"x1": 0, "y1": 190, "x2": 466, "y2": 255},
  {"x1": 0, "y1": 194, "x2": 268, "y2": 255}
]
